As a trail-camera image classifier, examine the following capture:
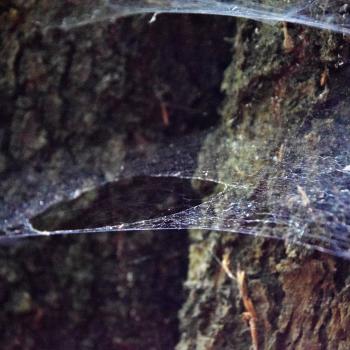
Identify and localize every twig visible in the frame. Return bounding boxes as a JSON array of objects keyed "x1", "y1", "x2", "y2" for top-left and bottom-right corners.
[
  {"x1": 237, "y1": 267, "x2": 259, "y2": 350},
  {"x1": 297, "y1": 185, "x2": 310, "y2": 207},
  {"x1": 160, "y1": 101, "x2": 170, "y2": 127},
  {"x1": 282, "y1": 22, "x2": 295, "y2": 53},
  {"x1": 214, "y1": 251, "x2": 259, "y2": 350}
]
